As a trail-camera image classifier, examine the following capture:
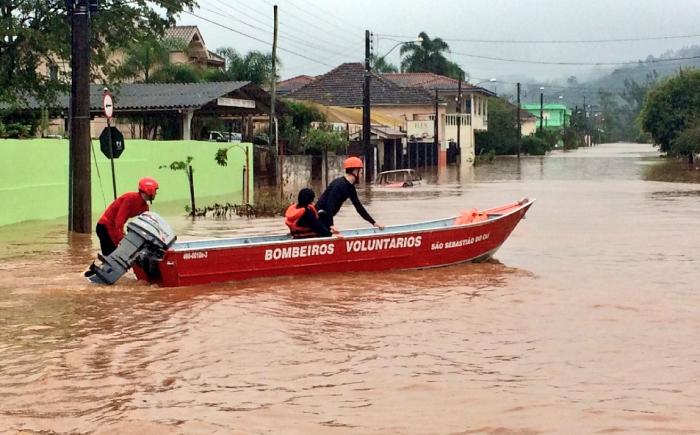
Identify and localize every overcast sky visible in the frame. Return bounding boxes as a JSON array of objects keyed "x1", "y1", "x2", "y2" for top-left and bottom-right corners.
[{"x1": 178, "y1": 0, "x2": 700, "y2": 87}]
